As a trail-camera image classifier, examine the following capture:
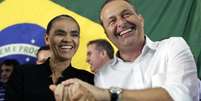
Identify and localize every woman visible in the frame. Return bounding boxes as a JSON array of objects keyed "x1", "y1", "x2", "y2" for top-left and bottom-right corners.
[{"x1": 6, "y1": 14, "x2": 94, "y2": 101}]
